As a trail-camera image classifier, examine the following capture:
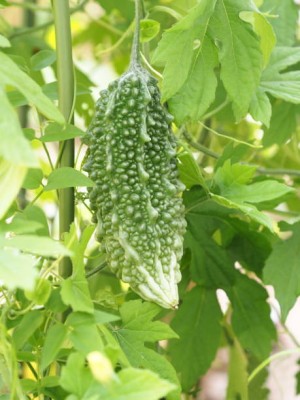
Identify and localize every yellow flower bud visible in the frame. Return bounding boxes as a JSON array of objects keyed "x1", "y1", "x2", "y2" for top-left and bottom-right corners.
[{"x1": 87, "y1": 351, "x2": 114, "y2": 384}]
